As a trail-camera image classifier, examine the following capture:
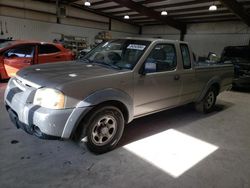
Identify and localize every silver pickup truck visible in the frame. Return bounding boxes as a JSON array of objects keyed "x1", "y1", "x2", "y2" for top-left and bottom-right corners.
[{"x1": 4, "y1": 38, "x2": 233, "y2": 153}]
